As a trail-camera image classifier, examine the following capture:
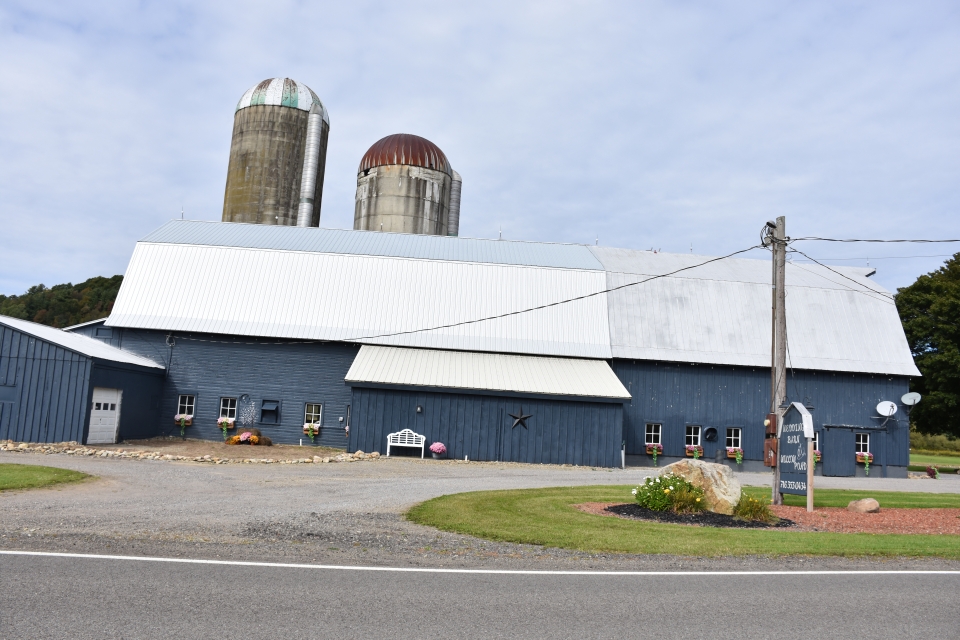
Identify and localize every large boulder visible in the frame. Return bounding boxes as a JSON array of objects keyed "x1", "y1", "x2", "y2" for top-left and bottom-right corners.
[
  {"x1": 660, "y1": 459, "x2": 742, "y2": 515},
  {"x1": 847, "y1": 498, "x2": 880, "y2": 513}
]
